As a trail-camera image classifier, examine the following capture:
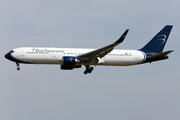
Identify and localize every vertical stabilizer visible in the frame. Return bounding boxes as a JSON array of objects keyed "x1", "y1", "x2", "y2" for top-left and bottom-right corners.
[{"x1": 140, "y1": 25, "x2": 173, "y2": 53}]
